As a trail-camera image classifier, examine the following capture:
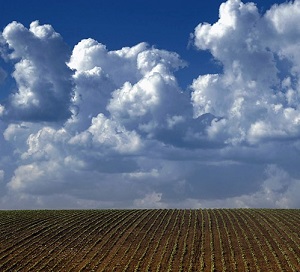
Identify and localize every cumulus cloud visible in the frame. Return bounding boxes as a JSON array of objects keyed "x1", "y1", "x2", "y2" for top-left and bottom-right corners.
[
  {"x1": 191, "y1": 0, "x2": 300, "y2": 145},
  {"x1": 201, "y1": 165, "x2": 300, "y2": 209},
  {"x1": 70, "y1": 113, "x2": 142, "y2": 154},
  {"x1": 134, "y1": 192, "x2": 166, "y2": 209},
  {"x1": 1, "y1": 21, "x2": 73, "y2": 121},
  {"x1": 1, "y1": 0, "x2": 300, "y2": 209}
]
